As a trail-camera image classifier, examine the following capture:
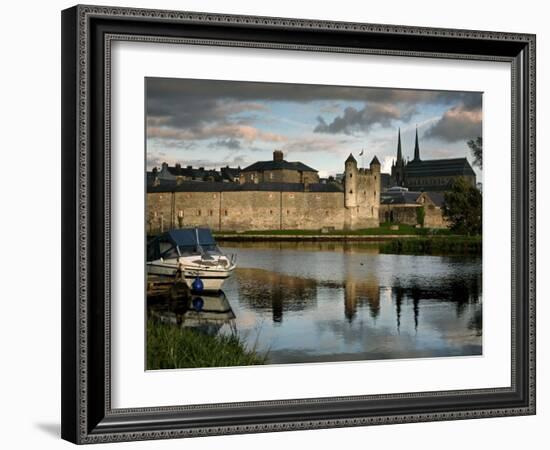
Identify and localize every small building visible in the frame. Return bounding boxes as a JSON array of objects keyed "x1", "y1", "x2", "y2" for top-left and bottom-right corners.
[
  {"x1": 156, "y1": 162, "x2": 222, "y2": 183},
  {"x1": 380, "y1": 187, "x2": 448, "y2": 228},
  {"x1": 239, "y1": 150, "x2": 320, "y2": 185},
  {"x1": 220, "y1": 166, "x2": 241, "y2": 183}
]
